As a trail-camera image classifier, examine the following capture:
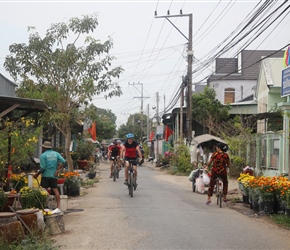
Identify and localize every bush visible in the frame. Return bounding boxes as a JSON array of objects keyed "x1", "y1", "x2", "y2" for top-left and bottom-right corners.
[{"x1": 170, "y1": 142, "x2": 191, "y2": 174}]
